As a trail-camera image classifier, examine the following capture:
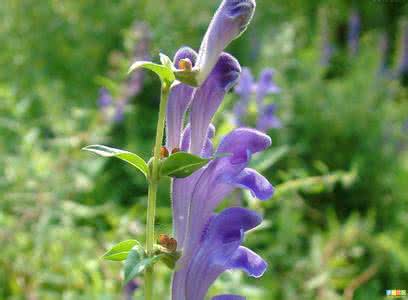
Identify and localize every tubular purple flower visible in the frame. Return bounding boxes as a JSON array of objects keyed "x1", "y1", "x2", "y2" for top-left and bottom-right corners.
[
  {"x1": 348, "y1": 10, "x2": 361, "y2": 56},
  {"x1": 166, "y1": 47, "x2": 198, "y2": 151},
  {"x1": 194, "y1": 0, "x2": 256, "y2": 84},
  {"x1": 189, "y1": 53, "x2": 241, "y2": 155},
  {"x1": 172, "y1": 124, "x2": 216, "y2": 247},
  {"x1": 172, "y1": 128, "x2": 273, "y2": 300},
  {"x1": 184, "y1": 207, "x2": 267, "y2": 300}
]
